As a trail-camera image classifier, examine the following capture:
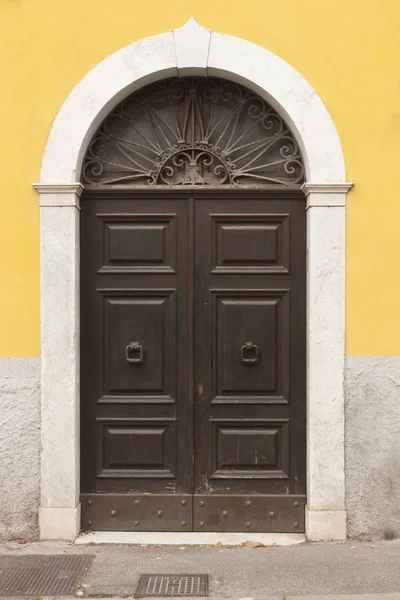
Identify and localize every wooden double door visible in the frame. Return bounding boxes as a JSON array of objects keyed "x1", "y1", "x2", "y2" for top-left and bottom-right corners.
[{"x1": 80, "y1": 189, "x2": 306, "y2": 532}]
